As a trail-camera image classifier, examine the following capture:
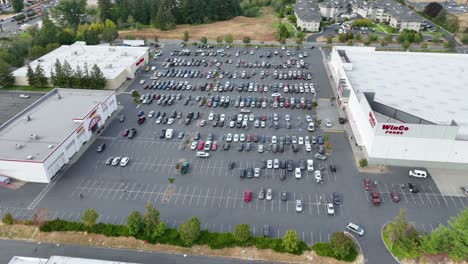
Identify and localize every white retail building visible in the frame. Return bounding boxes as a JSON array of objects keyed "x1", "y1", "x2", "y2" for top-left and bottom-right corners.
[
  {"x1": 0, "y1": 88, "x2": 117, "y2": 183},
  {"x1": 328, "y1": 46, "x2": 468, "y2": 169},
  {"x1": 12, "y1": 42, "x2": 149, "y2": 89}
]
